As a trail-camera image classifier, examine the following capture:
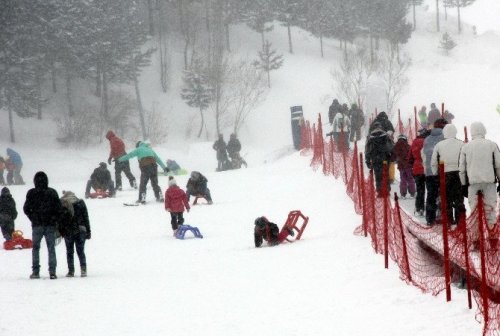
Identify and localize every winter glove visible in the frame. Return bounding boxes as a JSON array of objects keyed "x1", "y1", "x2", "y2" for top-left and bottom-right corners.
[
  {"x1": 86, "y1": 232, "x2": 91, "y2": 240},
  {"x1": 462, "y1": 185, "x2": 469, "y2": 198},
  {"x1": 108, "y1": 158, "x2": 112, "y2": 165}
]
